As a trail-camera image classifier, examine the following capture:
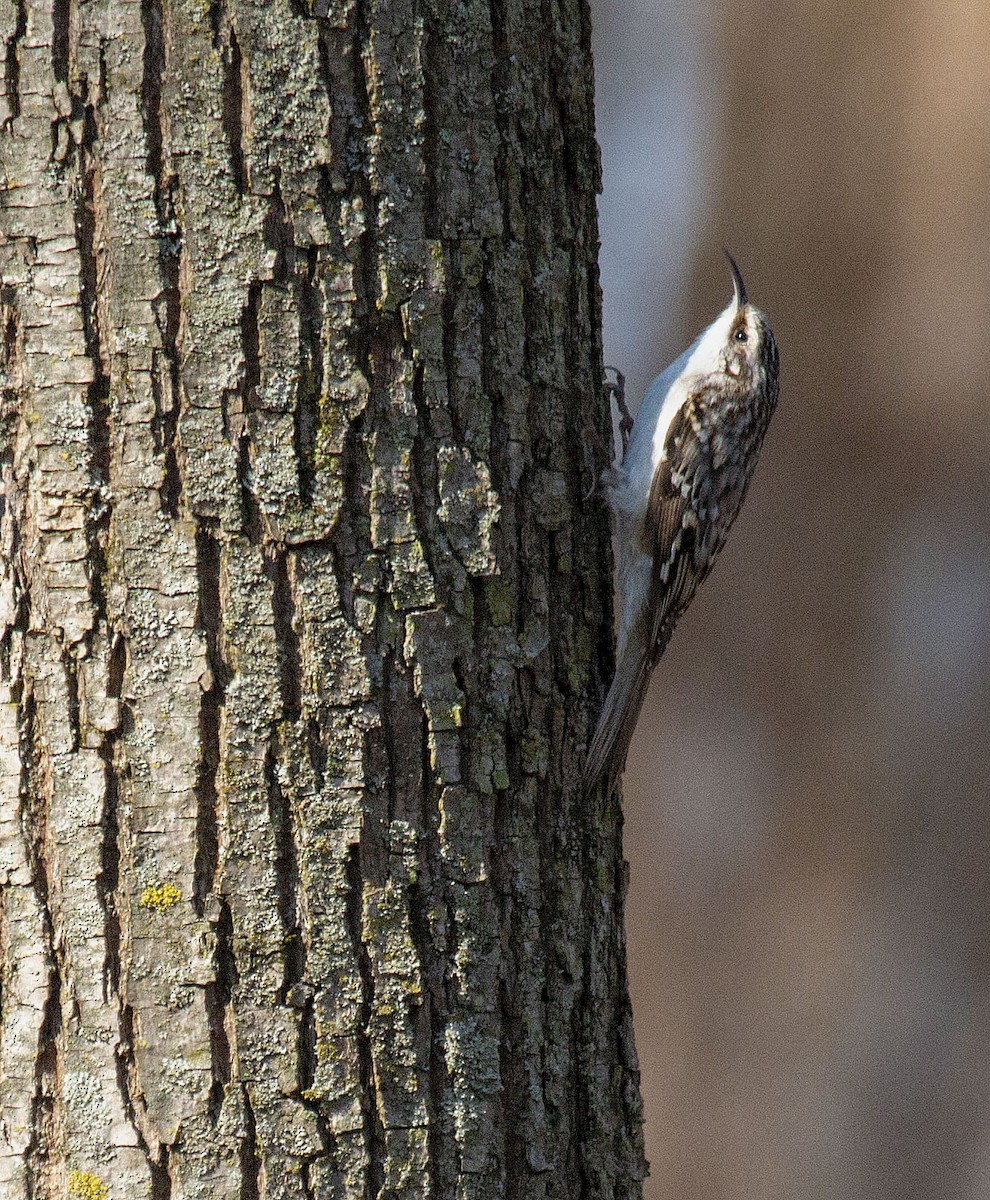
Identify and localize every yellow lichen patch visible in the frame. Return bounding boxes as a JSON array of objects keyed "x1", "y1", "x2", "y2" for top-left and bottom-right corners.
[
  {"x1": 68, "y1": 1169, "x2": 109, "y2": 1200},
  {"x1": 139, "y1": 882, "x2": 182, "y2": 913}
]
